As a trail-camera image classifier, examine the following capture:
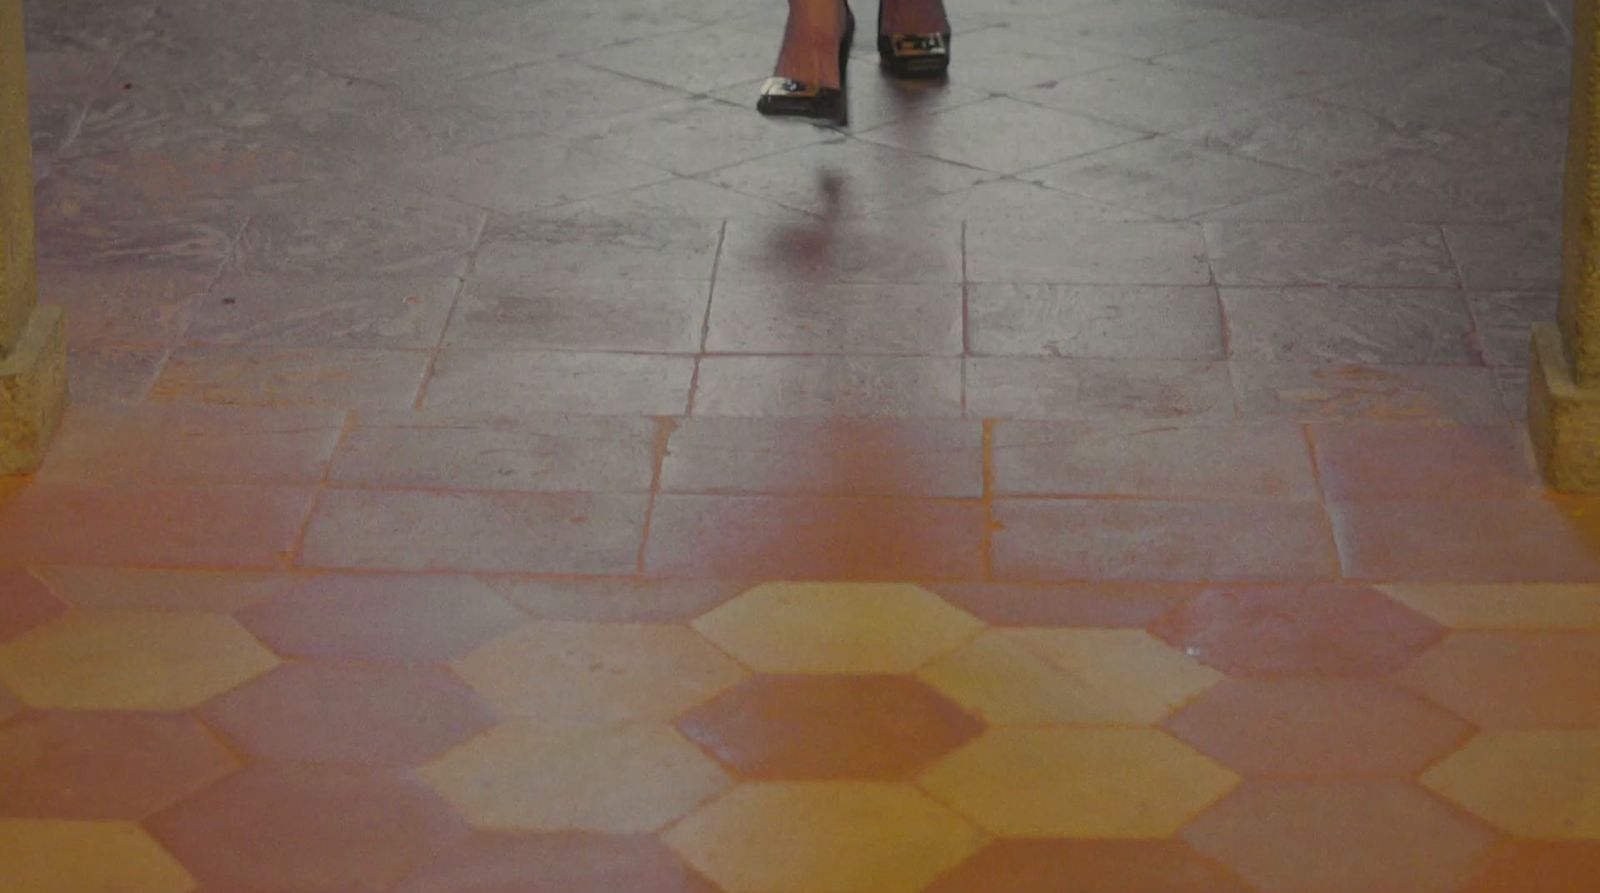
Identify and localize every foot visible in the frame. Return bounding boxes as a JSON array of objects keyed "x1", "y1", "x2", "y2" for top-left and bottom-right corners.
[
  {"x1": 772, "y1": 0, "x2": 851, "y2": 90},
  {"x1": 879, "y1": 0, "x2": 949, "y2": 36}
]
